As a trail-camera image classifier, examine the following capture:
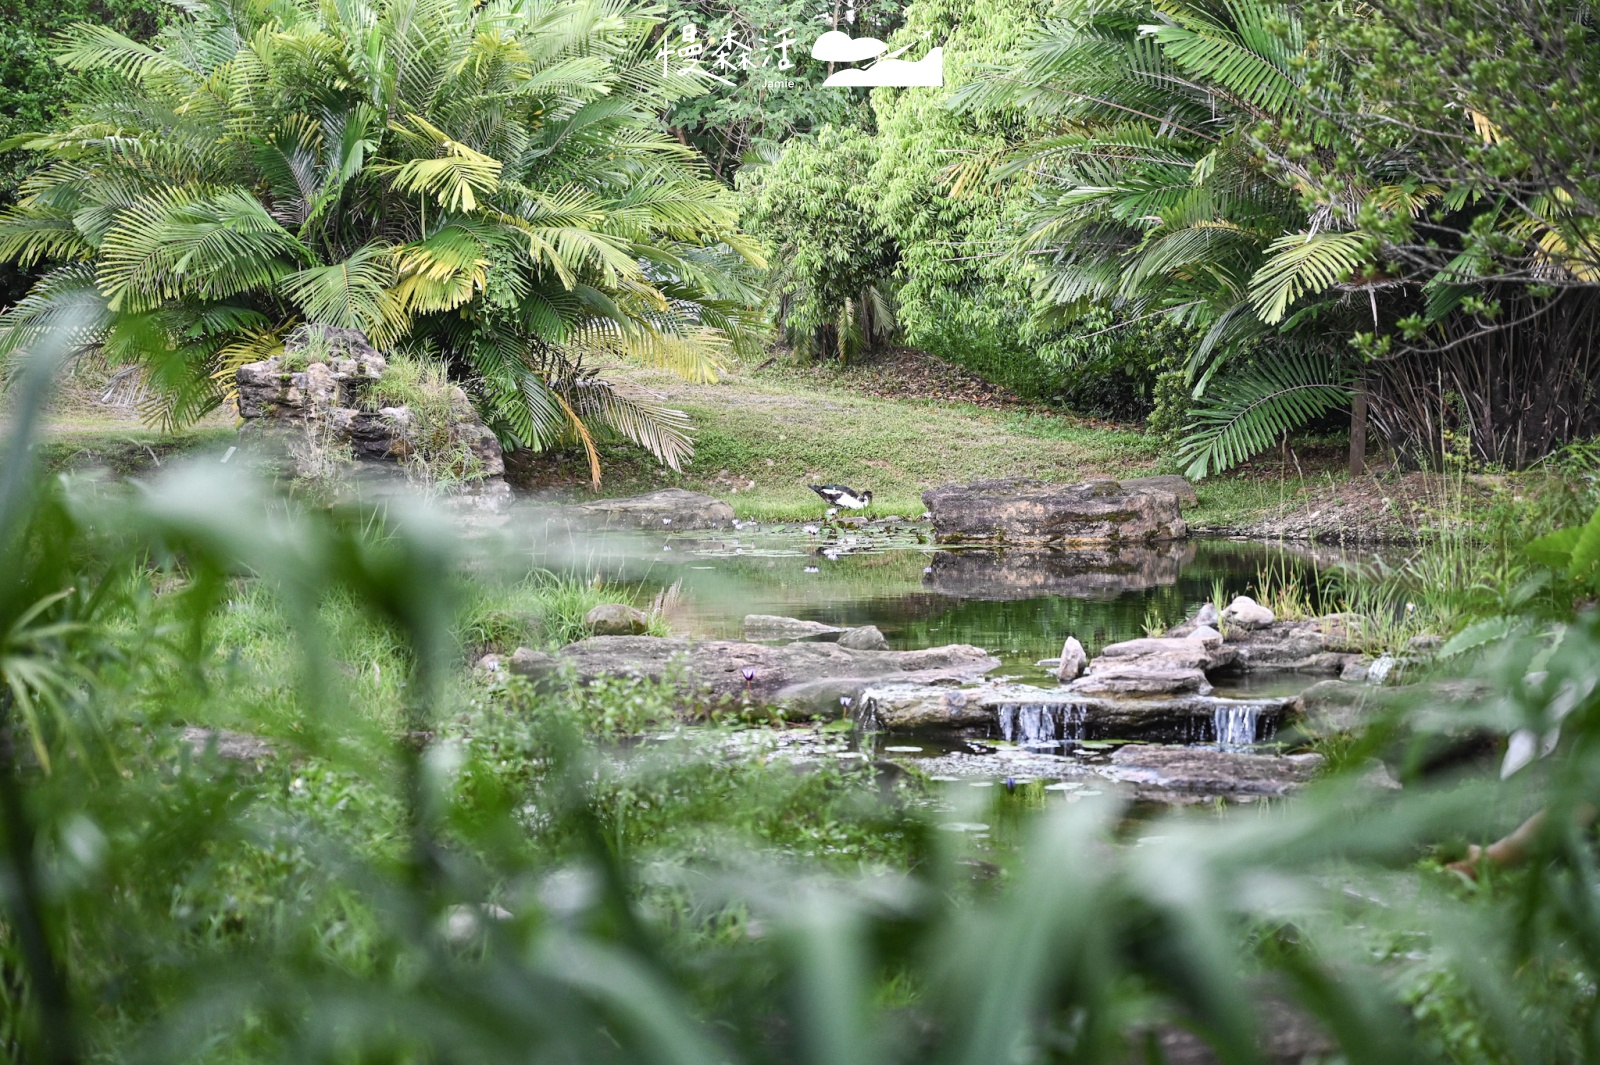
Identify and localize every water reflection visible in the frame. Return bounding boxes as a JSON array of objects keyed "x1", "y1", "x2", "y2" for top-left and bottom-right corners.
[
  {"x1": 923, "y1": 543, "x2": 1195, "y2": 600},
  {"x1": 509, "y1": 517, "x2": 1392, "y2": 674}
]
